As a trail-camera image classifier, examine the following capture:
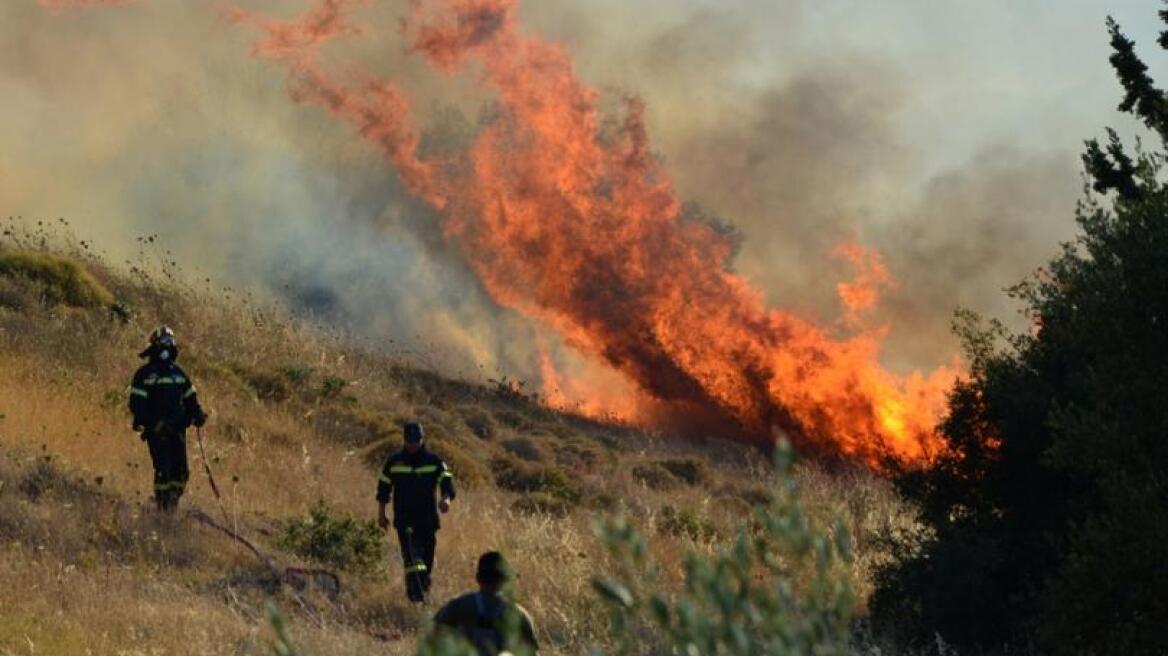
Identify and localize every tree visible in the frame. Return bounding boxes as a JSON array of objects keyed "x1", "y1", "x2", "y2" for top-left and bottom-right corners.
[{"x1": 873, "y1": 7, "x2": 1168, "y2": 654}]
